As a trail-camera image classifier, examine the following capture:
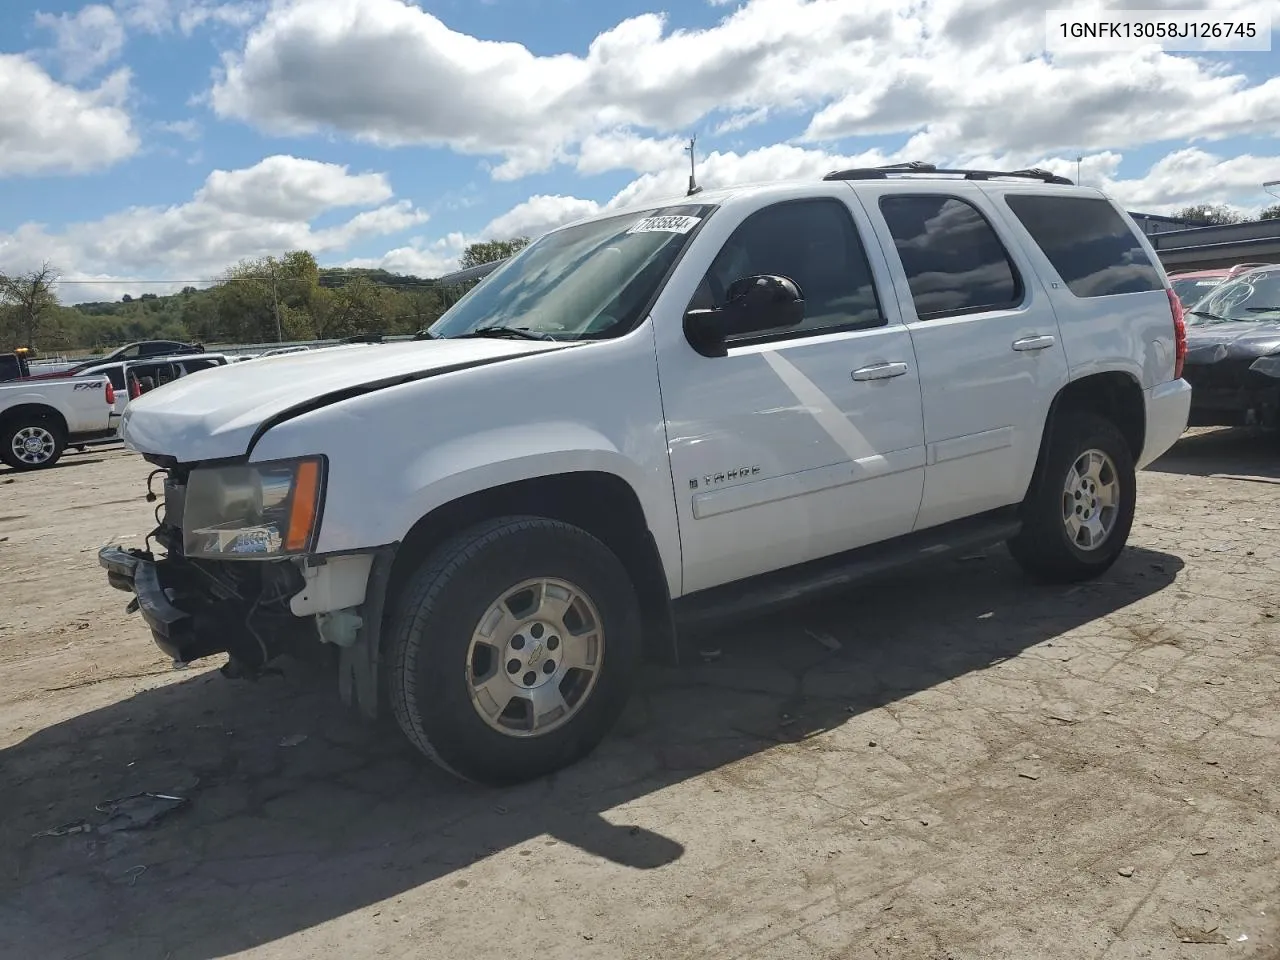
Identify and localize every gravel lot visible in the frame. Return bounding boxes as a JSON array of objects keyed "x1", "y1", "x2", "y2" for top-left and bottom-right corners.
[{"x1": 1, "y1": 430, "x2": 1277, "y2": 960}]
